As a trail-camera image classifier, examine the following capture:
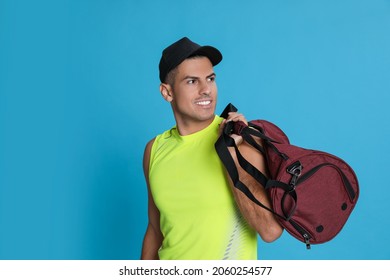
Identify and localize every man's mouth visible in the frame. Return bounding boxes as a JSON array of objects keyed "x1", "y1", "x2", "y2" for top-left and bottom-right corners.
[{"x1": 195, "y1": 100, "x2": 212, "y2": 106}]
